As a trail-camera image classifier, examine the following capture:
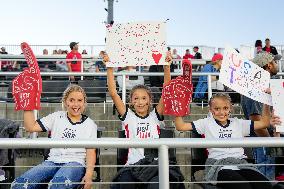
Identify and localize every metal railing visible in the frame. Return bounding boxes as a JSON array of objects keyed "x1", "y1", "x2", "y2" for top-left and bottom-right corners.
[
  {"x1": 0, "y1": 44, "x2": 217, "y2": 59},
  {"x1": 1, "y1": 137, "x2": 284, "y2": 189},
  {"x1": 1, "y1": 44, "x2": 284, "y2": 60},
  {"x1": 1, "y1": 71, "x2": 284, "y2": 103}
]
